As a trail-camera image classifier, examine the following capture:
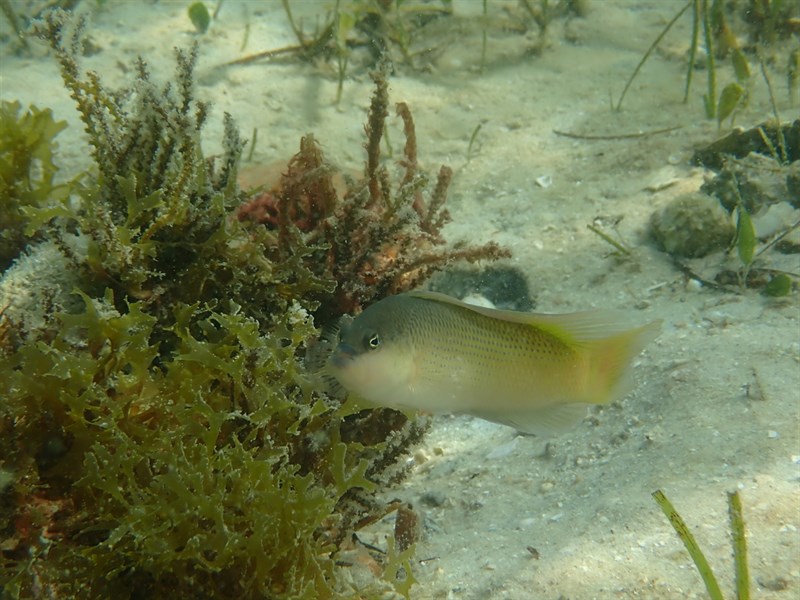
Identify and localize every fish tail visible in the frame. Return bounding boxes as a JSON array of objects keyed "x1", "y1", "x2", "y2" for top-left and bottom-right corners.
[{"x1": 582, "y1": 320, "x2": 661, "y2": 405}]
